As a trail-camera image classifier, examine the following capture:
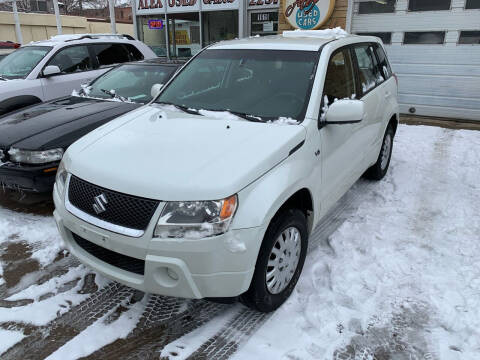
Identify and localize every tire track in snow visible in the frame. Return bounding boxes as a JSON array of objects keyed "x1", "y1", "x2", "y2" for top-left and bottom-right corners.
[
  {"x1": 184, "y1": 308, "x2": 269, "y2": 360},
  {"x1": 82, "y1": 298, "x2": 227, "y2": 360},
  {"x1": 2, "y1": 282, "x2": 134, "y2": 360}
]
